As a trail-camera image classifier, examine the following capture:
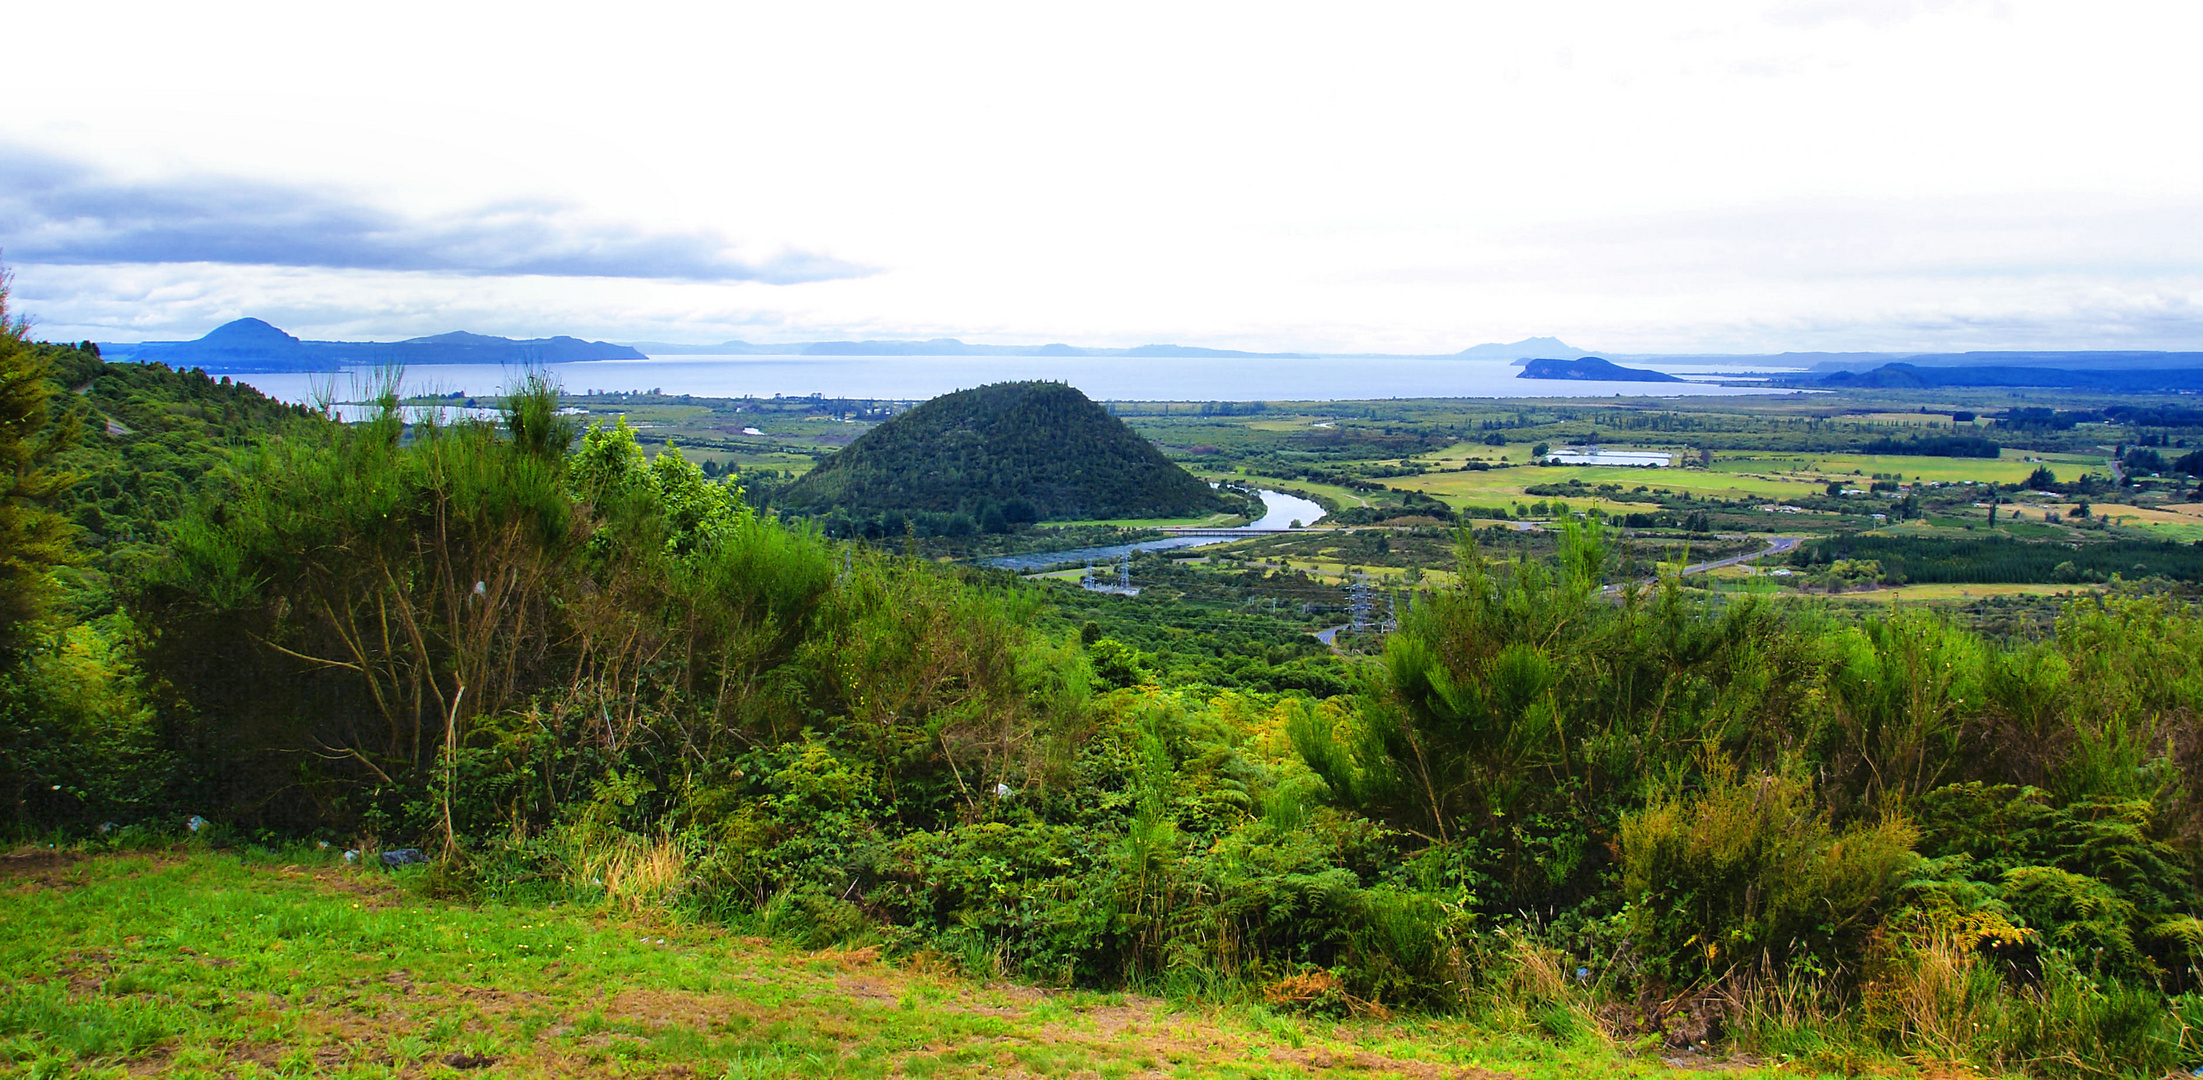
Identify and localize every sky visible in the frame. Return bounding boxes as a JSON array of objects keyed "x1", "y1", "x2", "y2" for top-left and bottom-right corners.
[{"x1": 3, "y1": 0, "x2": 2200, "y2": 355}]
